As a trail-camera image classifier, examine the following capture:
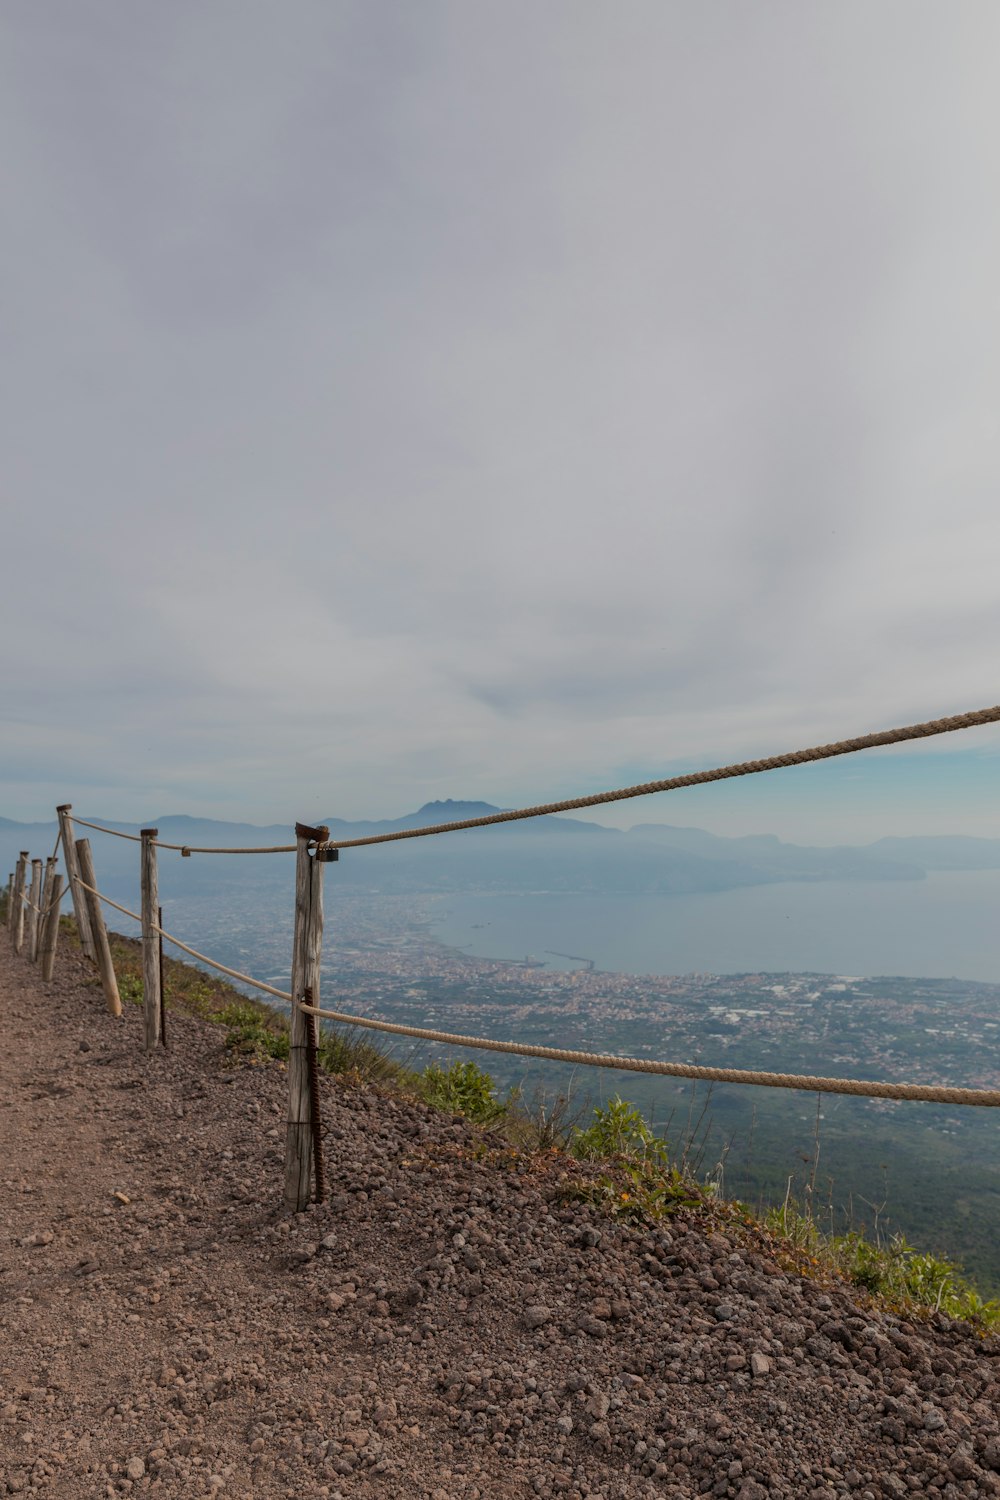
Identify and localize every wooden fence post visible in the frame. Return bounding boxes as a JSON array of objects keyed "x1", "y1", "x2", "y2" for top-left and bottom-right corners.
[
  {"x1": 3, "y1": 874, "x2": 12, "y2": 926},
  {"x1": 56, "y1": 806, "x2": 96, "y2": 962},
  {"x1": 75, "y1": 838, "x2": 122, "y2": 1017},
  {"x1": 283, "y1": 822, "x2": 329, "y2": 1212},
  {"x1": 140, "y1": 829, "x2": 161, "y2": 1053},
  {"x1": 39, "y1": 854, "x2": 56, "y2": 928},
  {"x1": 39, "y1": 876, "x2": 65, "y2": 982},
  {"x1": 12, "y1": 852, "x2": 28, "y2": 954},
  {"x1": 36, "y1": 857, "x2": 56, "y2": 962},
  {"x1": 26, "y1": 859, "x2": 42, "y2": 963}
]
